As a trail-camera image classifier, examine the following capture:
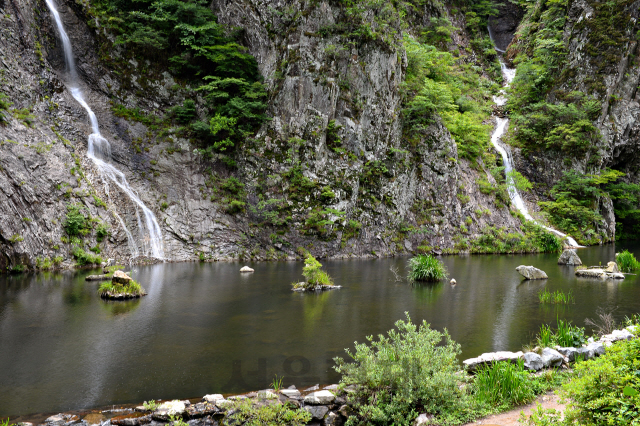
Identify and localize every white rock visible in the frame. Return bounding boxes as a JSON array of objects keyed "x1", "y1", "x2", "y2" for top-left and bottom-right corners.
[
  {"x1": 157, "y1": 400, "x2": 186, "y2": 415},
  {"x1": 257, "y1": 390, "x2": 278, "y2": 399},
  {"x1": 304, "y1": 390, "x2": 336, "y2": 405},
  {"x1": 587, "y1": 342, "x2": 606, "y2": 356},
  {"x1": 280, "y1": 389, "x2": 301, "y2": 397},
  {"x1": 240, "y1": 266, "x2": 254, "y2": 272},
  {"x1": 203, "y1": 394, "x2": 224, "y2": 403},
  {"x1": 463, "y1": 351, "x2": 524, "y2": 372},
  {"x1": 413, "y1": 414, "x2": 433, "y2": 425}
]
